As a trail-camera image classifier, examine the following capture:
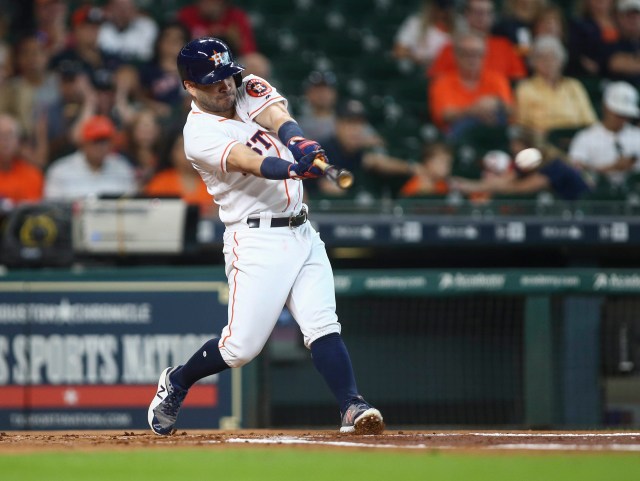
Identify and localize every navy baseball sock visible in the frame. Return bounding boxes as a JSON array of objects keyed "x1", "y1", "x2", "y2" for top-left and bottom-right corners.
[
  {"x1": 170, "y1": 339, "x2": 229, "y2": 390},
  {"x1": 310, "y1": 333, "x2": 360, "y2": 414}
]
